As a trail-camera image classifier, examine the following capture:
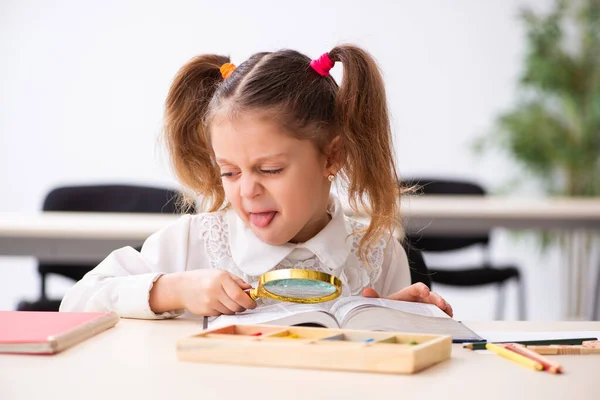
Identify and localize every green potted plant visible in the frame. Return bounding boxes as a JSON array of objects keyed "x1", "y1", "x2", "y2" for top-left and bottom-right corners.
[
  {"x1": 476, "y1": 0, "x2": 600, "y2": 320},
  {"x1": 477, "y1": 0, "x2": 599, "y2": 197}
]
